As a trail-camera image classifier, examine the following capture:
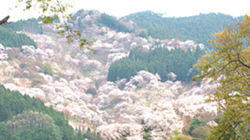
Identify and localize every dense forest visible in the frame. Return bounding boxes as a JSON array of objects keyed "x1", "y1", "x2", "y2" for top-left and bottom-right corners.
[
  {"x1": 3, "y1": 18, "x2": 43, "y2": 34},
  {"x1": 0, "y1": 18, "x2": 43, "y2": 48},
  {"x1": 98, "y1": 13, "x2": 132, "y2": 33},
  {"x1": 0, "y1": 85, "x2": 102, "y2": 140},
  {"x1": 108, "y1": 47, "x2": 205, "y2": 82},
  {"x1": 0, "y1": 26, "x2": 37, "y2": 48},
  {"x1": 124, "y1": 11, "x2": 241, "y2": 46}
]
